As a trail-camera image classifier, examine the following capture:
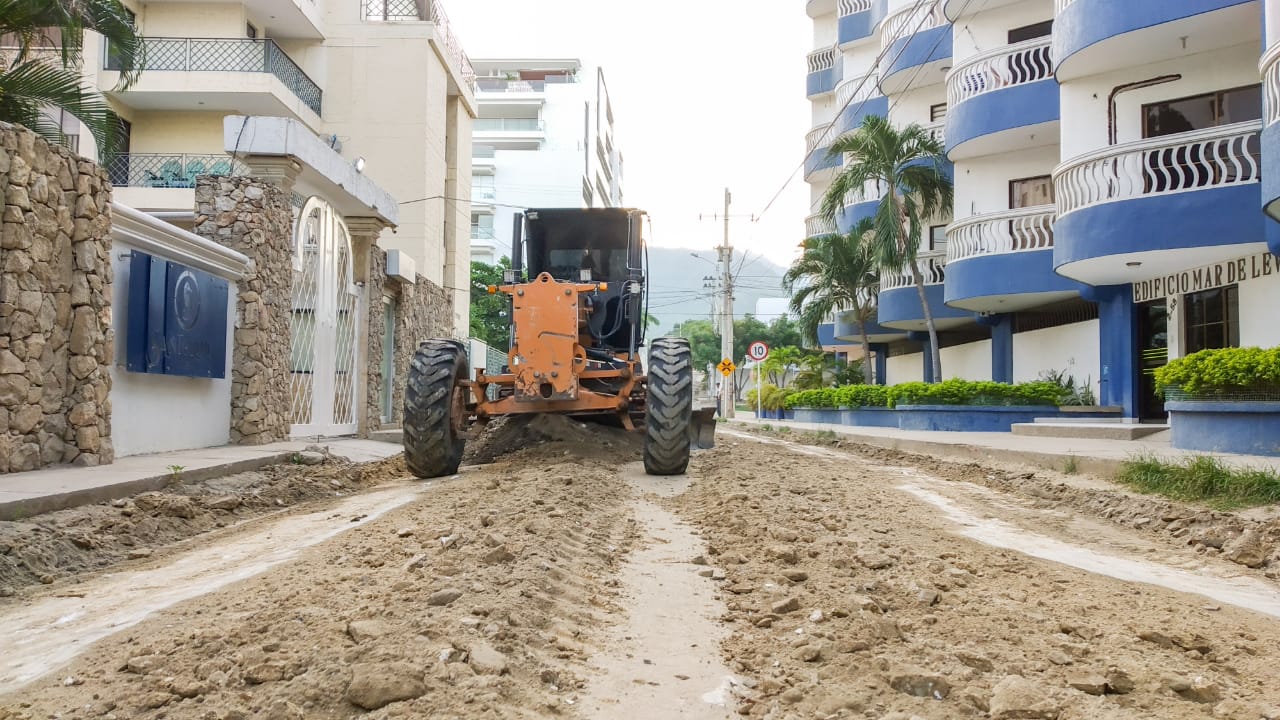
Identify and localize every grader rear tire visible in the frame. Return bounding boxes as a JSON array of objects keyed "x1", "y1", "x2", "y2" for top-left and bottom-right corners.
[
  {"x1": 403, "y1": 339, "x2": 469, "y2": 479},
  {"x1": 643, "y1": 337, "x2": 693, "y2": 476}
]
